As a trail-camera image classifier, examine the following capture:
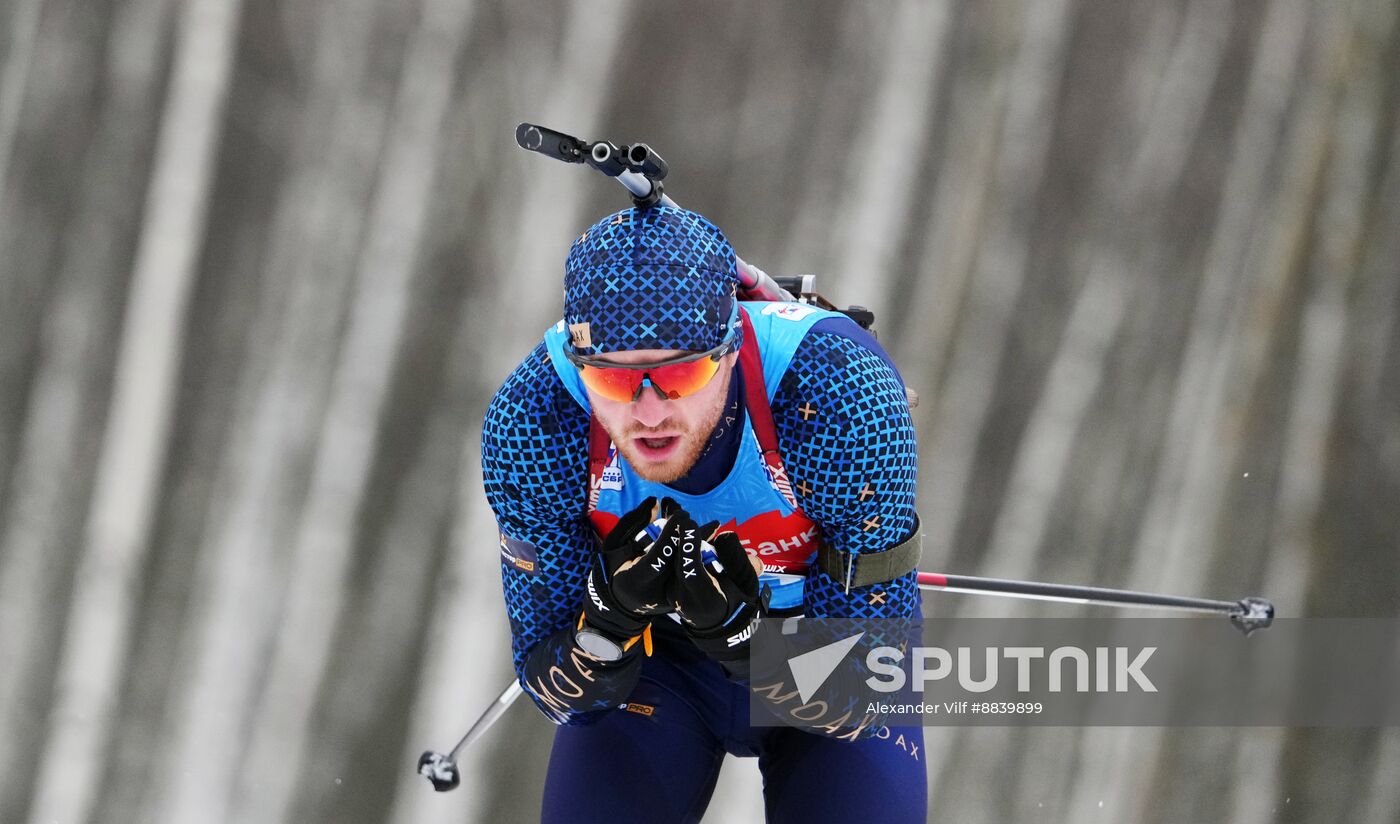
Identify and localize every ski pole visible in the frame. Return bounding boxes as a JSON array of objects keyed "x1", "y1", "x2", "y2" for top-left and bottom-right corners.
[
  {"x1": 417, "y1": 572, "x2": 1274, "y2": 791},
  {"x1": 417, "y1": 681, "x2": 523, "y2": 792},
  {"x1": 915, "y1": 571, "x2": 1274, "y2": 635},
  {"x1": 514, "y1": 122, "x2": 794, "y2": 302}
]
